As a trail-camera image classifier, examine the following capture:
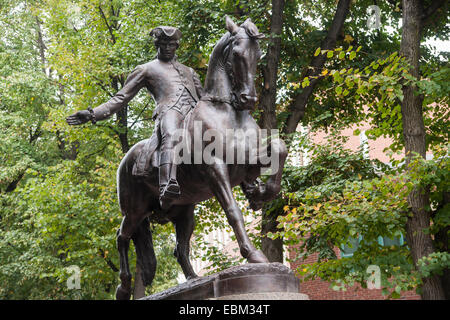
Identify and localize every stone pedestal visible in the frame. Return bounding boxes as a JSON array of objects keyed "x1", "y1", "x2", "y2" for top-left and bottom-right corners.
[{"x1": 141, "y1": 262, "x2": 309, "y2": 300}]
